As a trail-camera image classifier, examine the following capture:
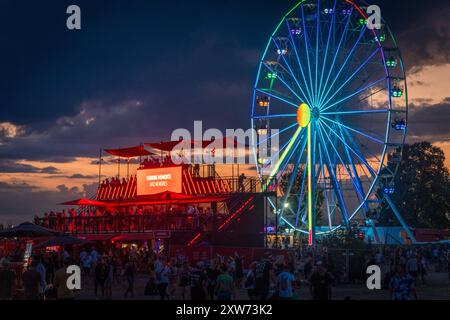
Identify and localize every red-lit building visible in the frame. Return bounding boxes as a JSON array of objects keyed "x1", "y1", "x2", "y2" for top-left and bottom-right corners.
[{"x1": 36, "y1": 142, "x2": 274, "y2": 250}]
